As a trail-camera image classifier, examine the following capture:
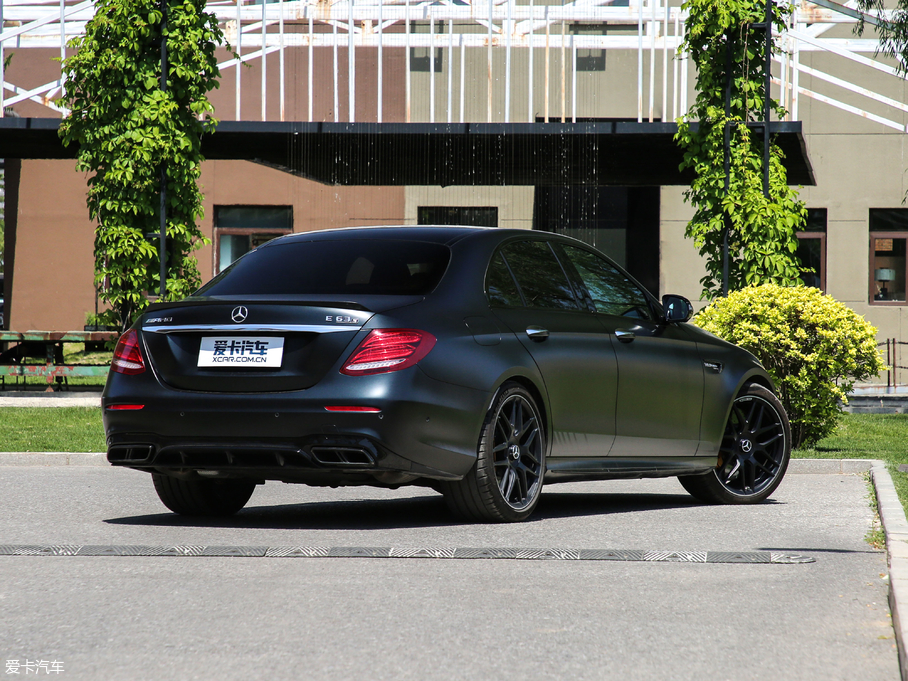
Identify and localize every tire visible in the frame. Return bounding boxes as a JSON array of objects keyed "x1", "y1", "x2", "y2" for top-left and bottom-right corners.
[
  {"x1": 679, "y1": 384, "x2": 791, "y2": 505},
  {"x1": 442, "y1": 383, "x2": 546, "y2": 522},
  {"x1": 152, "y1": 473, "x2": 256, "y2": 516}
]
